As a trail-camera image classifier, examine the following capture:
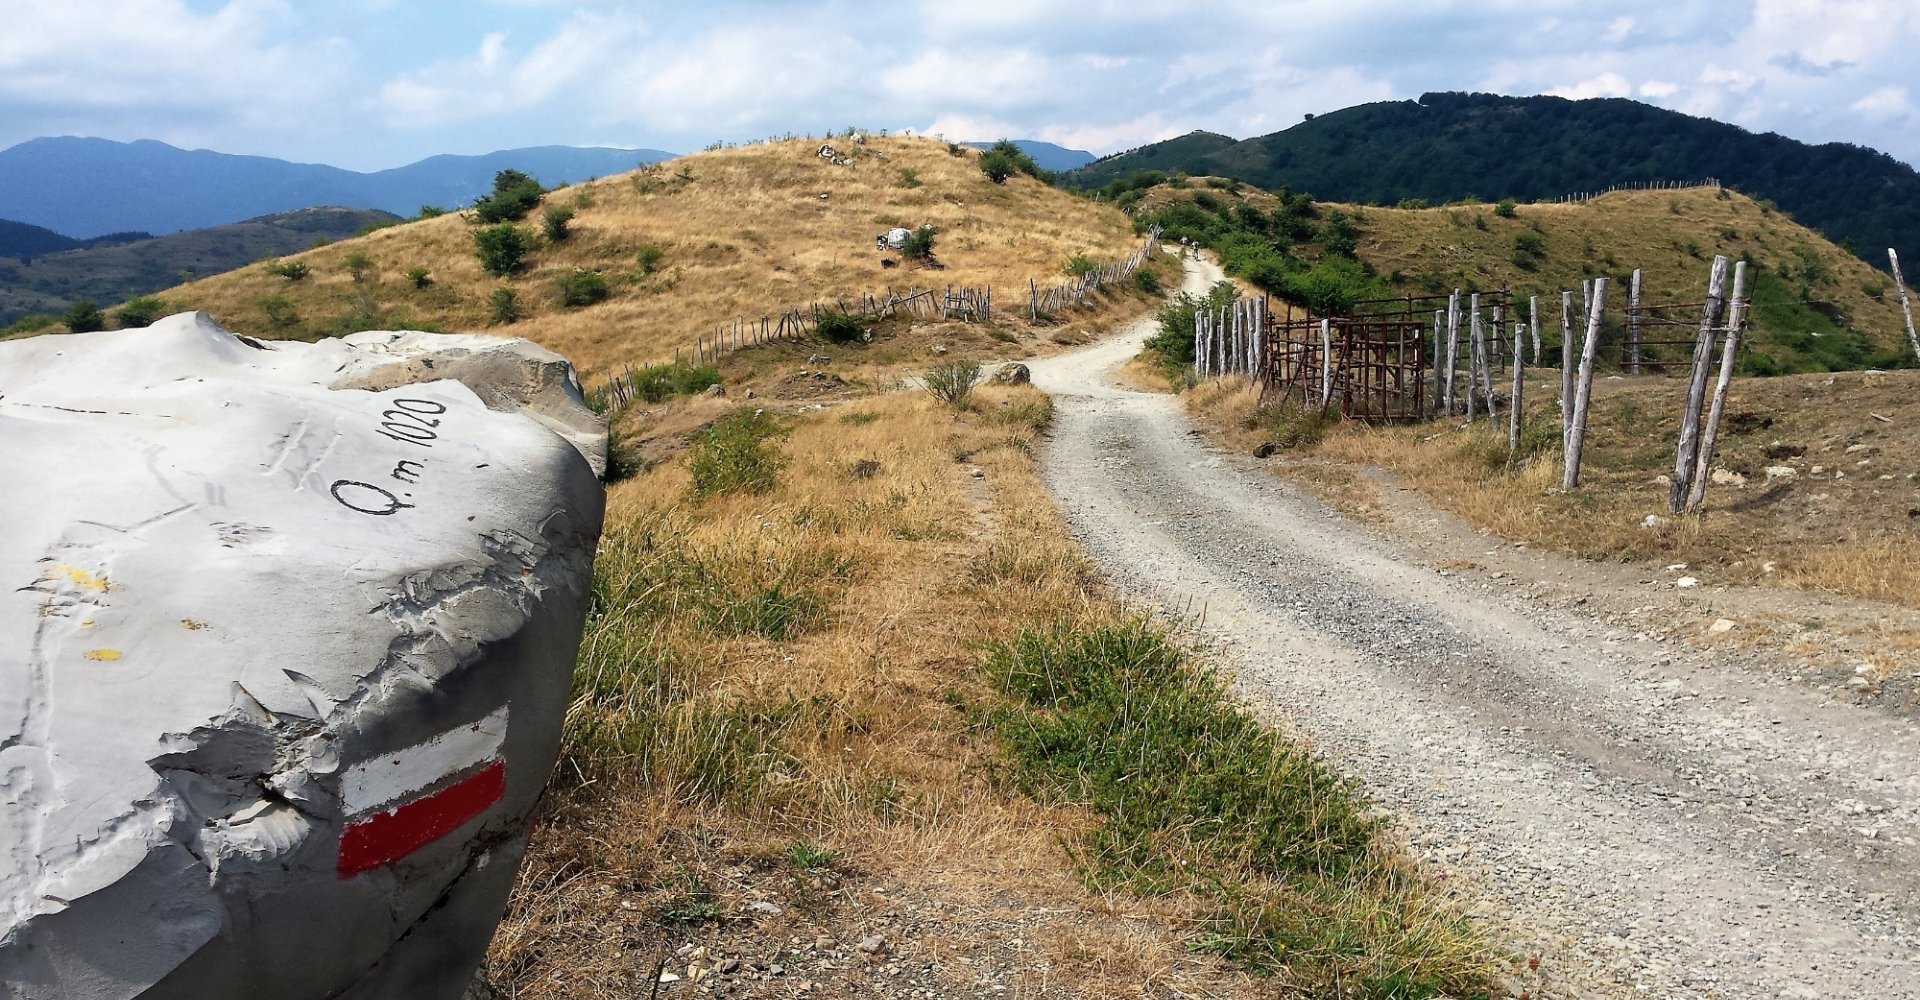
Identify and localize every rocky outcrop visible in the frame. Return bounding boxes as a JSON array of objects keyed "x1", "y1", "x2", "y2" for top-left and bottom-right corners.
[{"x1": 0, "y1": 313, "x2": 606, "y2": 1000}]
